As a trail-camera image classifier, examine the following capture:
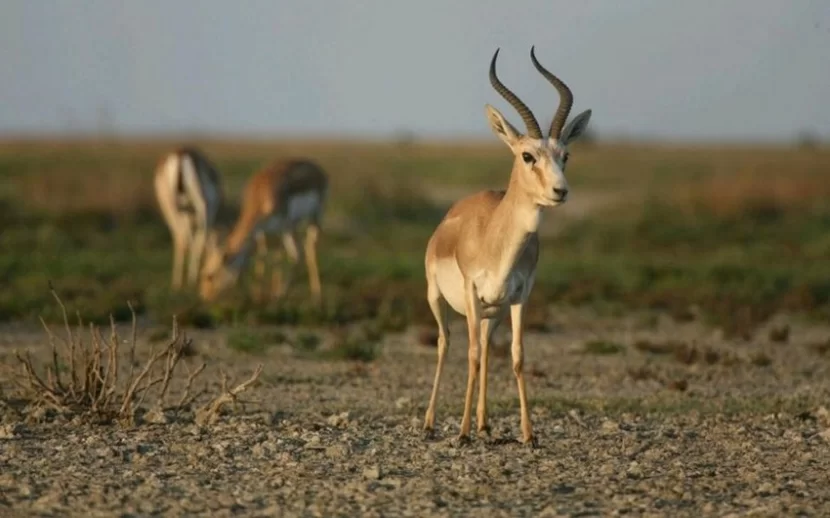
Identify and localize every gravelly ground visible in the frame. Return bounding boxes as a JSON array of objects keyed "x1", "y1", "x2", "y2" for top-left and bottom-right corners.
[{"x1": 2, "y1": 308, "x2": 830, "y2": 517}]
